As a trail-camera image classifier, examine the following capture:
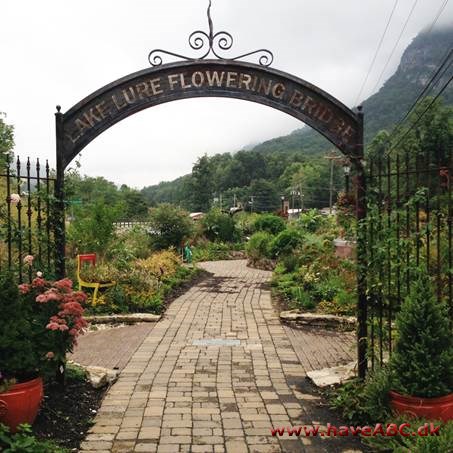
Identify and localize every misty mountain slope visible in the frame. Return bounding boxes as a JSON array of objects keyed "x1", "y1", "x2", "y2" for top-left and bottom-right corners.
[{"x1": 248, "y1": 26, "x2": 453, "y2": 156}]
